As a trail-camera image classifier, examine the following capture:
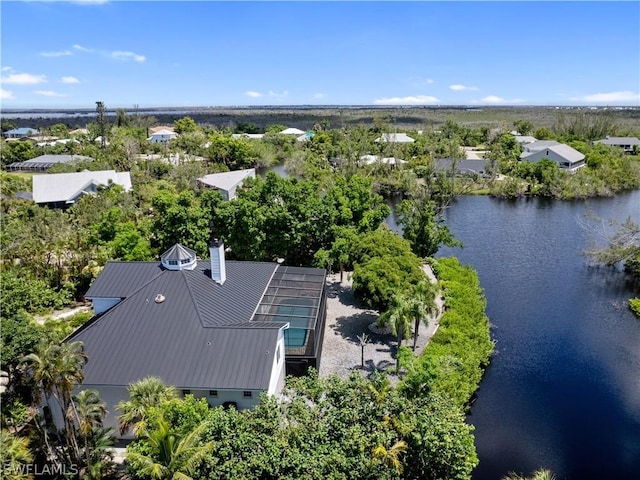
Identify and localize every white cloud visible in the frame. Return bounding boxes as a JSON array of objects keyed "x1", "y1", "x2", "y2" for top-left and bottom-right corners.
[
  {"x1": 450, "y1": 84, "x2": 478, "y2": 91},
  {"x1": 34, "y1": 90, "x2": 68, "y2": 97},
  {"x1": 313, "y1": 93, "x2": 327, "y2": 99},
  {"x1": 569, "y1": 90, "x2": 640, "y2": 103},
  {"x1": 73, "y1": 44, "x2": 91, "y2": 52},
  {"x1": 111, "y1": 51, "x2": 146, "y2": 63},
  {"x1": 374, "y1": 95, "x2": 439, "y2": 105},
  {"x1": 246, "y1": 90, "x2": 288, "y2": 98},
  {"x1": 40, "y1": 50, "x2": 72, "y2": 57},
  {"x1": 61, "y1": 76, "x2": 80, "y2": 84},
  {"x1": 0, "y1": 88, "x2": 15, "y2": 100},
  {"x1": 1, "y1": 66, "x2": 12, "y2": 72},
  {"x1": 472, "y1": 95, "x2": 525, "y2": 105},
  {"x1": 1, "y1": 73, "x2": 47, "y2": 85}
]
